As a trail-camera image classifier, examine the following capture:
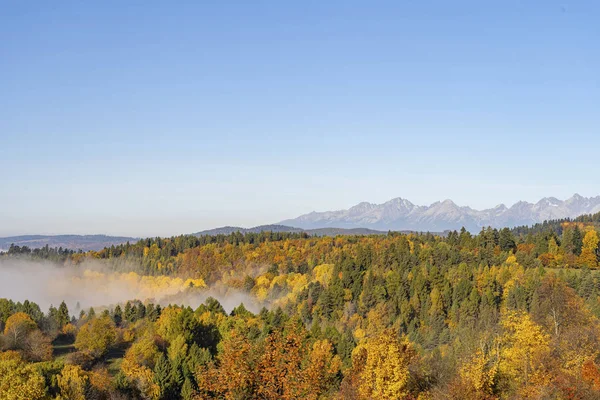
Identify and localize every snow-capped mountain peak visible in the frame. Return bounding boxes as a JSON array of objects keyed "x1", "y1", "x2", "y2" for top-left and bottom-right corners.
[{"x1": 279, "y1": 194, "x2": 600, "y2": 232}]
